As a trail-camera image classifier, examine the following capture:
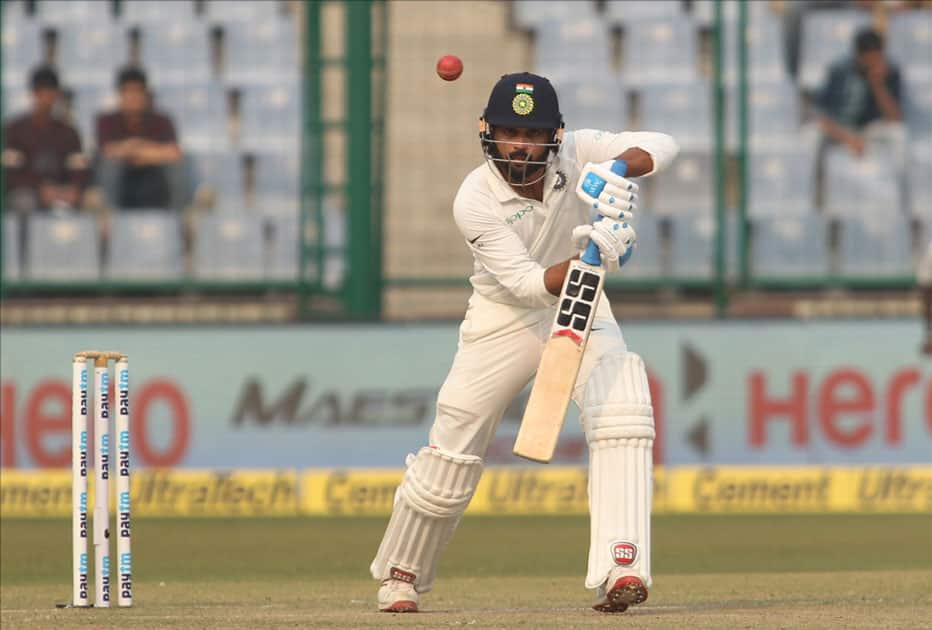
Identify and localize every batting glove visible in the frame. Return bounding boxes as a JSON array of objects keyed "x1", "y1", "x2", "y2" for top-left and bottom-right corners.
[
  {"x1": 571, "y1": 218, "x2": 638, "y2": 272},
  {"x1": 575, "y1": 160, "x2": 639, "y2": 221}
]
